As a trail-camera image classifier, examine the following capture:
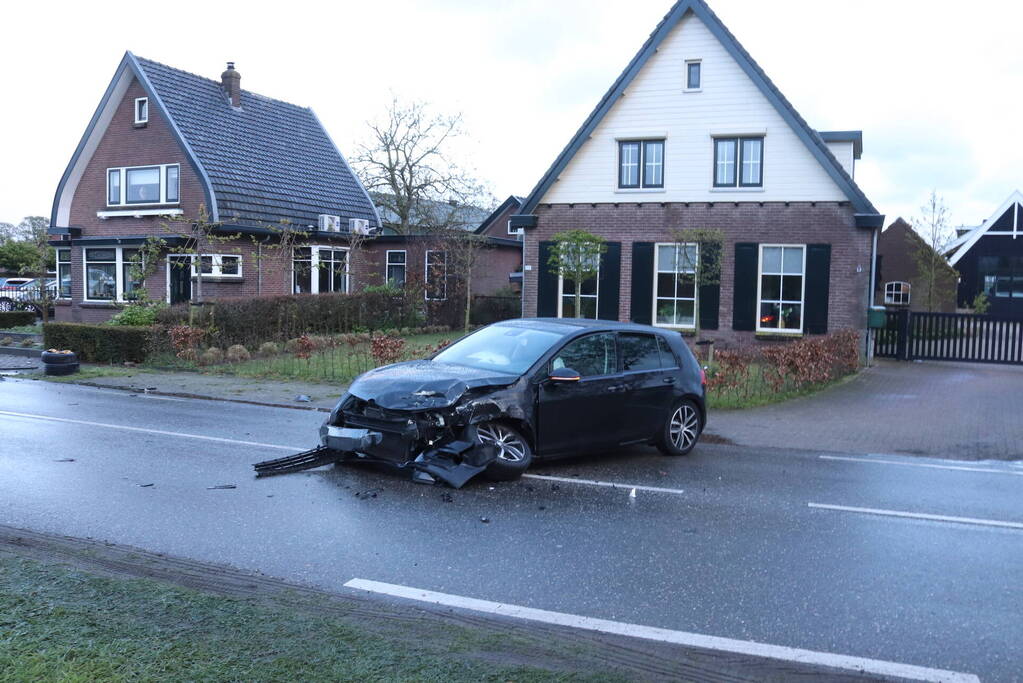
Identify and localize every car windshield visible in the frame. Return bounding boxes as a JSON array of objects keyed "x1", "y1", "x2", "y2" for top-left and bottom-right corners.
[{"x1": 432, "y1": 325, "x2": 564, "y2": 374}]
